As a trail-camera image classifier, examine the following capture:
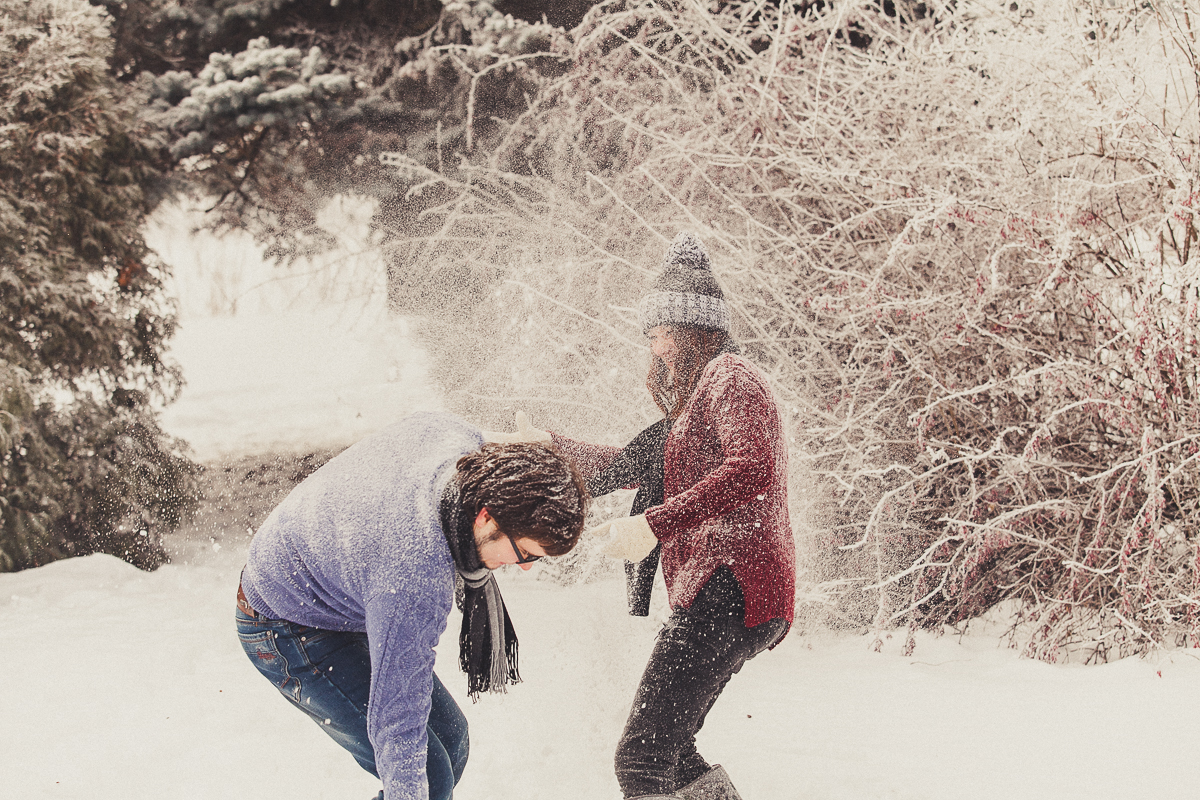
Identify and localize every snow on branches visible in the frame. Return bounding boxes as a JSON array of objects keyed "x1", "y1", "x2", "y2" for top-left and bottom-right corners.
[
  {"x1": 387, "y1": 0, "x2": 1200, "y2": 661},
  {"x1": 149, "y1": 37, "x2": 352, "y2": 162}
]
